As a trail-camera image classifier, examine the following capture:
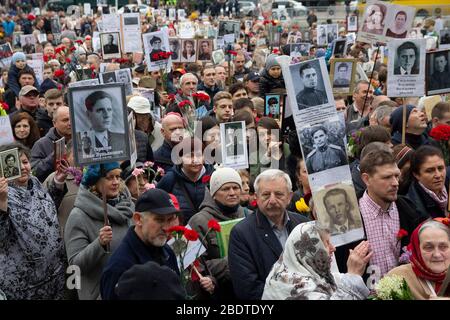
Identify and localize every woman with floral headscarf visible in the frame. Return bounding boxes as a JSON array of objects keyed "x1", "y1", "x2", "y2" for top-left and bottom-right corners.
[
  {"x1": 387, "y1": 218, "x2": 450, "y2": 299},
  {"x1": 262, "y1": 221, "x2": 372, "y2": 300}
]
